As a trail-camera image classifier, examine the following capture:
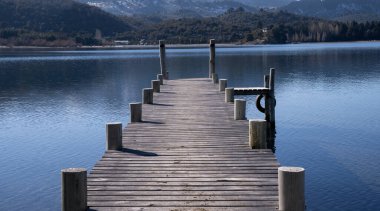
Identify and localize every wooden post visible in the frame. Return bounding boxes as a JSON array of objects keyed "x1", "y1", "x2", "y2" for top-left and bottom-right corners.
[
  {"x1": 212, "y1": 73, "x2": 218, "y2": 84},
  {"x1": 152, "y1": 80, "x2": 160, "y2": 93},
  {"x1": 264, "y1": 74, "x2": 269, "y2": 88},
  {"x1": 130, "y1": 103, "x2": 142, "y2": 123},
  {"x1": 157, "y1": 74, "x2": 163, "y2": 85},
  {"x1": 209, "y1": 39, "x2": 216, "y2": 78},
  {"x1": 265, "y1": 68, "x2": 276, "y2": 125},
  {"x1": 249, "y1": 119, "x2": 267, "y2": 149},
  {"x1": 61, "y1": 168, "x2": 87, "y2": 211},
  {"x1": 234, "y1": 99, "x2": 246, "y2": 120},
  {"x1": 225, "y1": 88, "x2": 234, "y2": 103},
  {"x1": 219, "y1": 79, "x2": 227, "y2": 91},
  {"x1": 142, "y1": 88, "x2": 153, "y2": 104},
  {"x1": 265, "y1": 69, "x2": 276, "y2": 150},
  {"x1": 106, "y1": 122, "x2": 122, "y2": 150},
  {"x1": 278, "y1": 167, "x2": 305, "y2": 211},
  {"x1": 159, "y1": 40, "x2": 168, "y2": 79}
]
